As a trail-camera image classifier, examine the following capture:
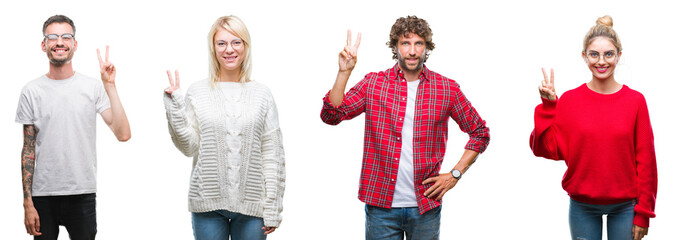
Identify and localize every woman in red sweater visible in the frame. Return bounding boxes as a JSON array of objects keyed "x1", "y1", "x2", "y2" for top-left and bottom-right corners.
[{"x1": 530, "y1": 15, "x2": 657, "y2": 240}]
